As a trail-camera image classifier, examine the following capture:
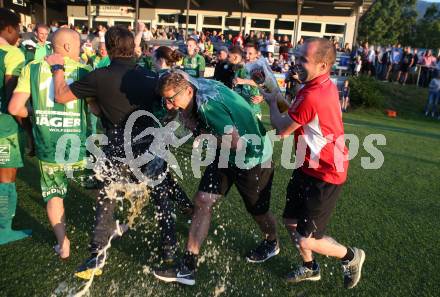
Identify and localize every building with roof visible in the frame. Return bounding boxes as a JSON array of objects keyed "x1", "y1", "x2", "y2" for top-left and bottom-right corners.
[{"x1": 2, "y1": 0, "x2": 373, "y2": 46}]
